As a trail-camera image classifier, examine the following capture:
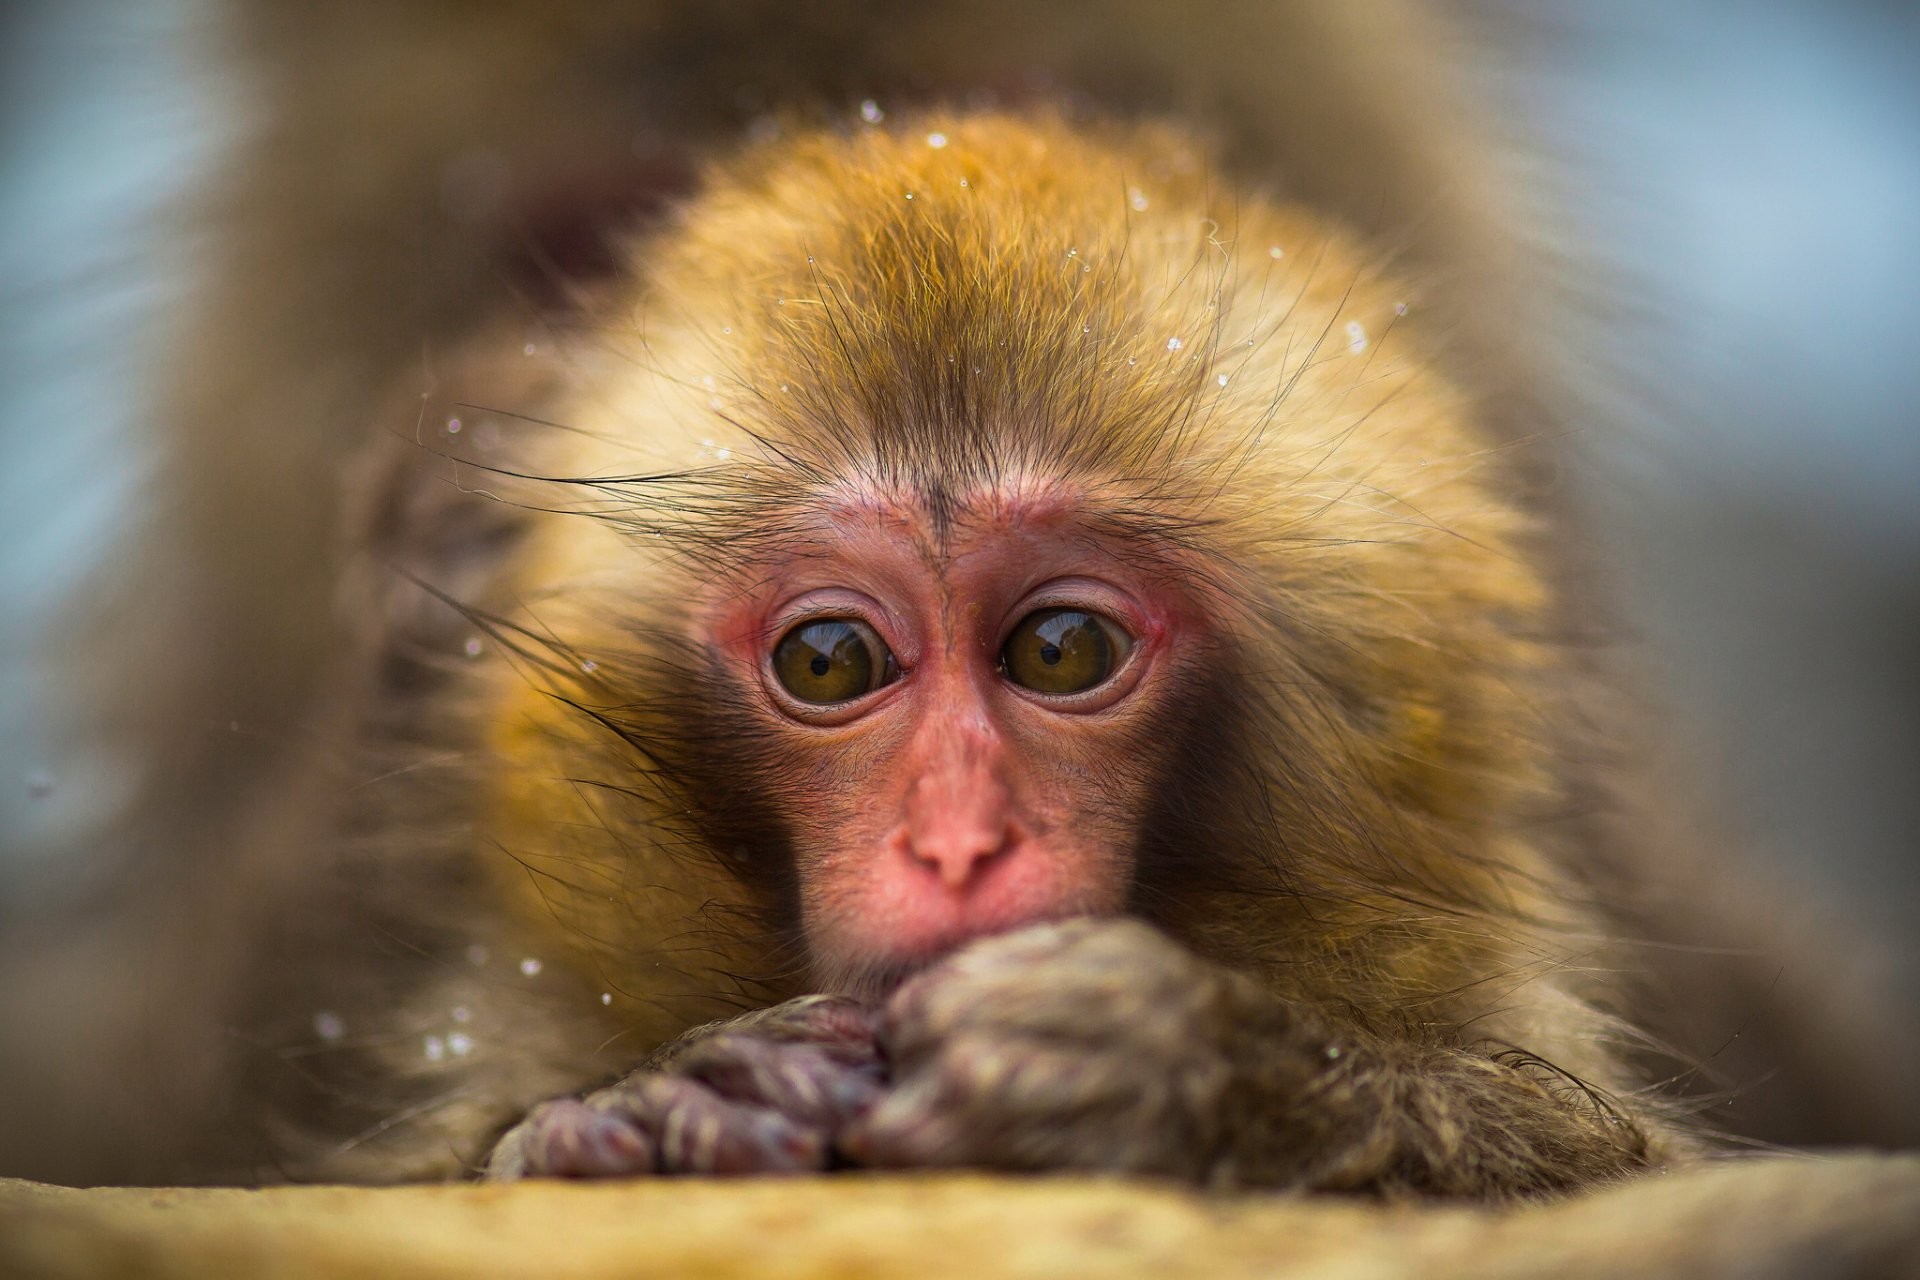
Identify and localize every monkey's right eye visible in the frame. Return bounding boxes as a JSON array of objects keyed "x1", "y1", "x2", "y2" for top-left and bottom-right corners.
[{"x1": 772, "y1": 618, "x2": 897, "y2": 704}]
